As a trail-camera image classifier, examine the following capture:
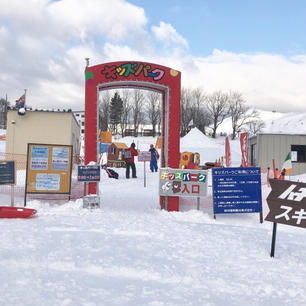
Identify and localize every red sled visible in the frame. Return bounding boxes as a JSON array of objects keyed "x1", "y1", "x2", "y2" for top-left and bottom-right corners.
[{"x1": 0, "y1": 206, "x2": 37, "y2": 219}]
